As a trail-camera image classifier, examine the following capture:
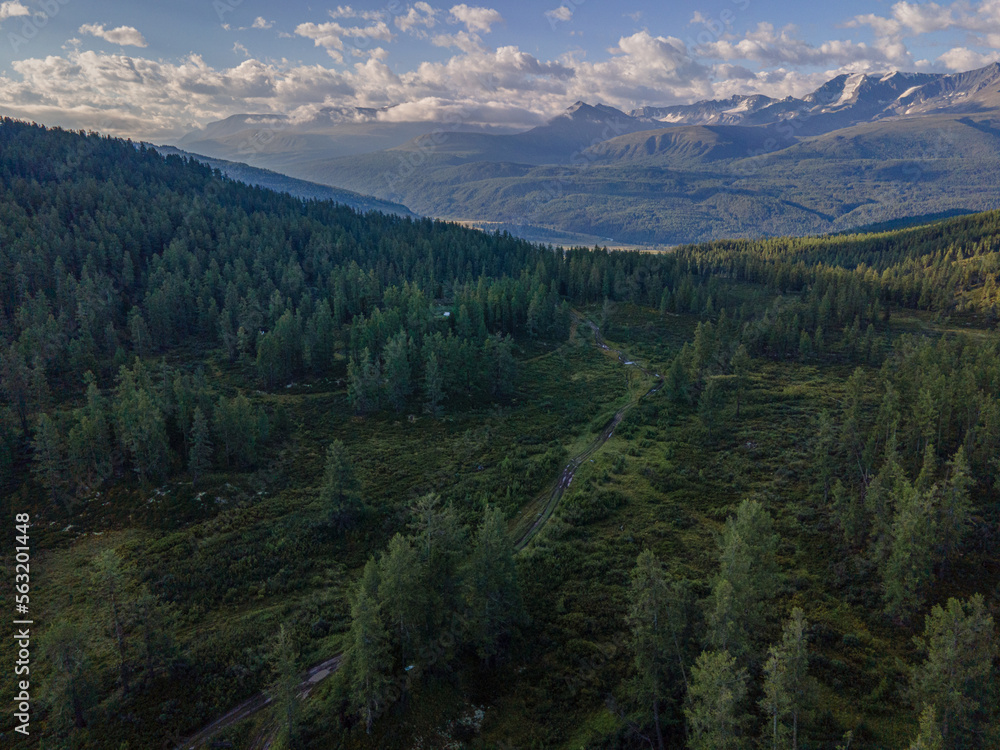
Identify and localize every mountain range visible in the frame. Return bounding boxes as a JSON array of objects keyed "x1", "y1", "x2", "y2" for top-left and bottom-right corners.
[{"x1": 170, "y1": 62, "x2": 1000, "y2": 245}]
